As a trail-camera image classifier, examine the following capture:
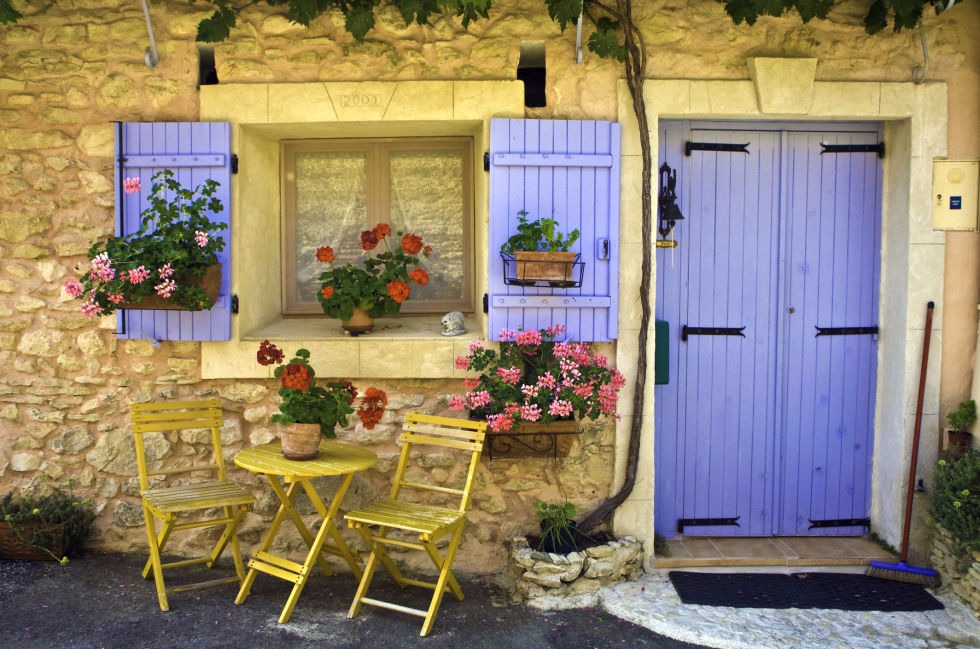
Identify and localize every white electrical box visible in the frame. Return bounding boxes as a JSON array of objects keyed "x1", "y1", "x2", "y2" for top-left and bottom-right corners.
[{"x1": 932, "y1": 159, "x2": 979, "y2": 231}]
